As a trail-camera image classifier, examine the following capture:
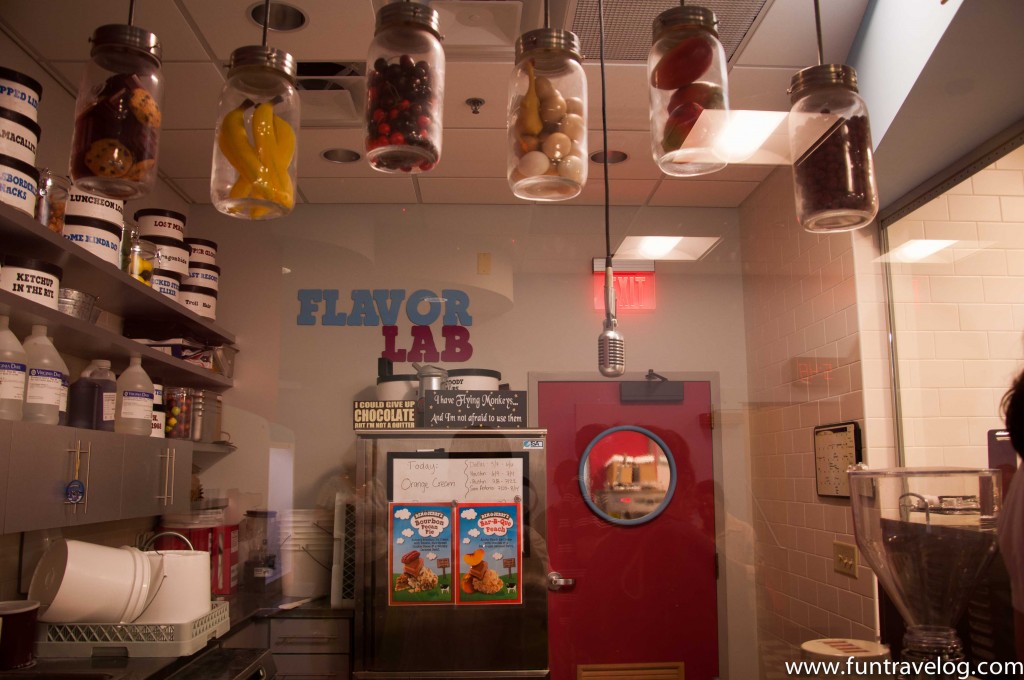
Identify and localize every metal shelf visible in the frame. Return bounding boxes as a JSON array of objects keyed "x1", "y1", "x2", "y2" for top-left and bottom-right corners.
[{"x1": 0, "y1": 203, "x2": 234, "y2": 346}]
